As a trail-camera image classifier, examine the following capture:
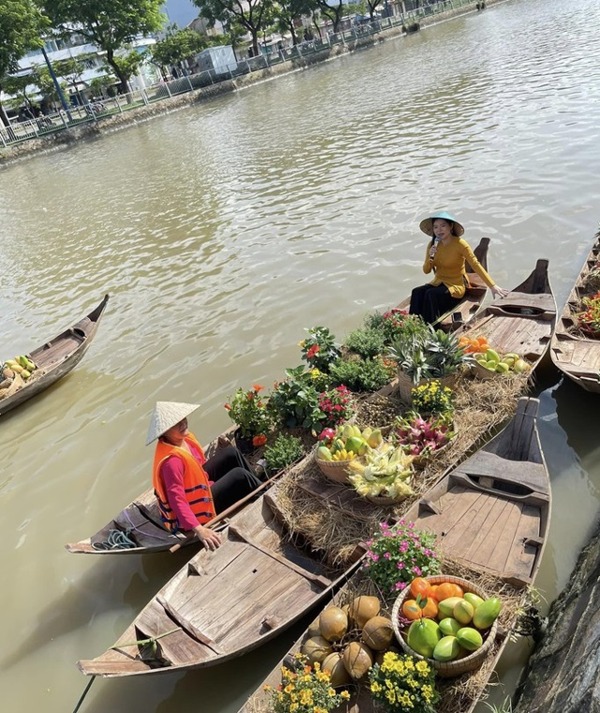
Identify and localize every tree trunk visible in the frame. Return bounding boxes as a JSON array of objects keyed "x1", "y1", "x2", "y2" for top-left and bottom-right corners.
[
  {"x1": 513, "y1": 521, "x2": 600, "y2": 713},
  {"x1": 105, "y1": 50, "x2": 129, "y2": 95}
]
